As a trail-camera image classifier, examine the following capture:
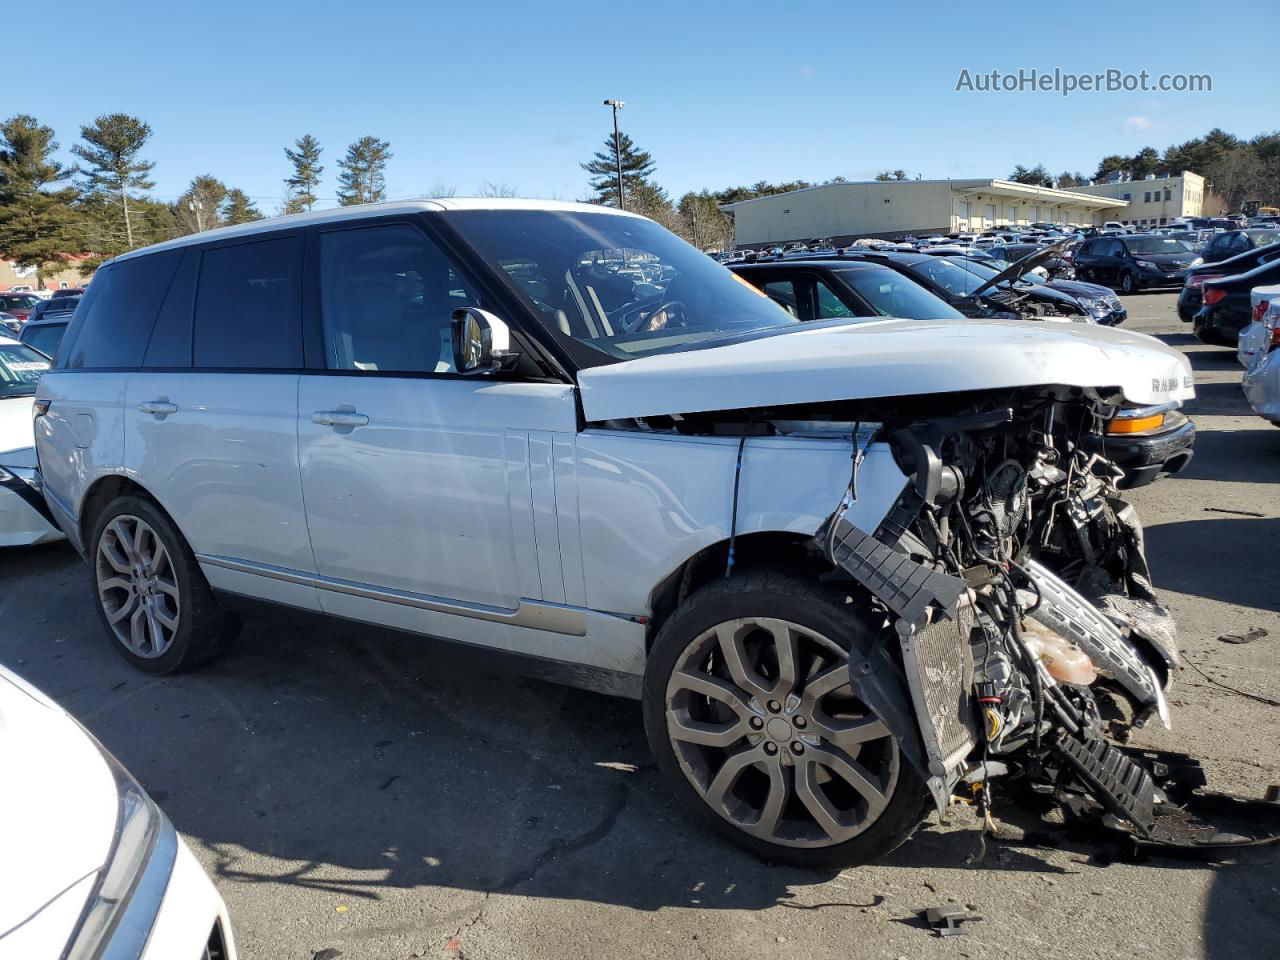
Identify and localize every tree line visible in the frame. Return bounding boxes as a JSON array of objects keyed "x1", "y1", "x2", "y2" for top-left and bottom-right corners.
[
  {"x1": 5, "y1": 111, "x2": 1280, "y2": 285},
  {"x1": 1004, "y1": 128, "x2": 1280, "y2": 210}
]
